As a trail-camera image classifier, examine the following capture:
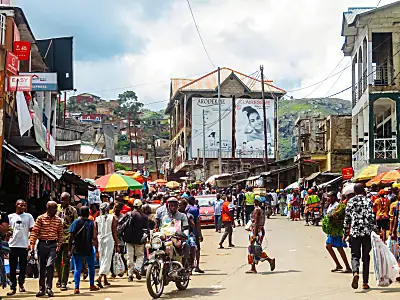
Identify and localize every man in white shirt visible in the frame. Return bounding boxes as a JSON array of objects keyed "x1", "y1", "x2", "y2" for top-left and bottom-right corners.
[{"x1": 7, "y1": 199, "x2": 35, "y2": 295}]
